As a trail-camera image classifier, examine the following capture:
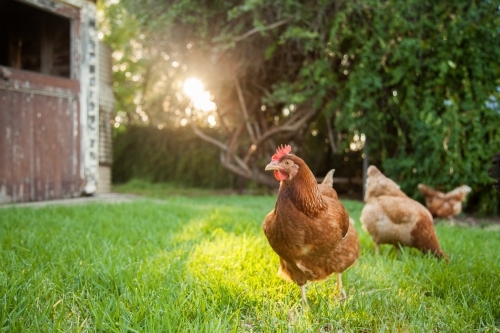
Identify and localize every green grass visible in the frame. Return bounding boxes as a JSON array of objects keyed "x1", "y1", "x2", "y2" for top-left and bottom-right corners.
[
  {"x1": 112, "y1": 179, "x2": 231, "y2": 197},
  {"x1": 112, "y1": 179, "x2": 271, "y2": 198},
  {"x1": 1, "y1": 191, "x2": 500, "y2": 332}
]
